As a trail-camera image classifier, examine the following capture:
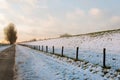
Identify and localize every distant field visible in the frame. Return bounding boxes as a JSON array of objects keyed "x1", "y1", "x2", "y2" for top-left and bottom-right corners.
[{"x1": 23, "y1": 29, "x2": 120, "y2": 69}]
